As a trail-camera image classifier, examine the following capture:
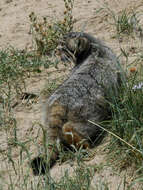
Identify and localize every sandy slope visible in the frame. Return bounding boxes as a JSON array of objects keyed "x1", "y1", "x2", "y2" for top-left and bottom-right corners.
[{"x1": 0, "y1": 0, "x2": 143, "y2": 189}]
